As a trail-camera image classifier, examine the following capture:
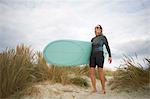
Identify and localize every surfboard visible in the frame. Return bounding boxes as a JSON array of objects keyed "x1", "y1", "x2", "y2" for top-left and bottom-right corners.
[{"x1": 43, "y1": 39, "x2": 108, "y2": 66}]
